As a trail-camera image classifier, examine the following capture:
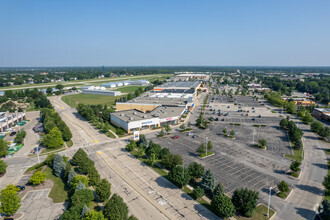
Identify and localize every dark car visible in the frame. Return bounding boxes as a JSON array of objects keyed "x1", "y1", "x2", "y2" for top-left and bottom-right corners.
[
  {"x1": 16, "y1": 186, "x2": 25, "y2": 192},
  {"x1": 258, "y1": 115, "x2": 262, "y2": 118},
  {"x1": 10, "y1": 131, "x2": 17, "y2": 136},
  {"x1": 215, "y1": 118, "x2": 219, "y2": 121},
  {"x1": 192, "y1": 135, "x2": 198, "y2": 138}
]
